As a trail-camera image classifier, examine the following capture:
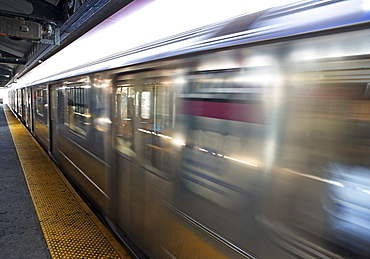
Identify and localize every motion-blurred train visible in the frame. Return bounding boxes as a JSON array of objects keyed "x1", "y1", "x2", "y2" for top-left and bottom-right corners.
[{"x1": 8, "y1": 0, "x2": 370, "y2": 258}]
